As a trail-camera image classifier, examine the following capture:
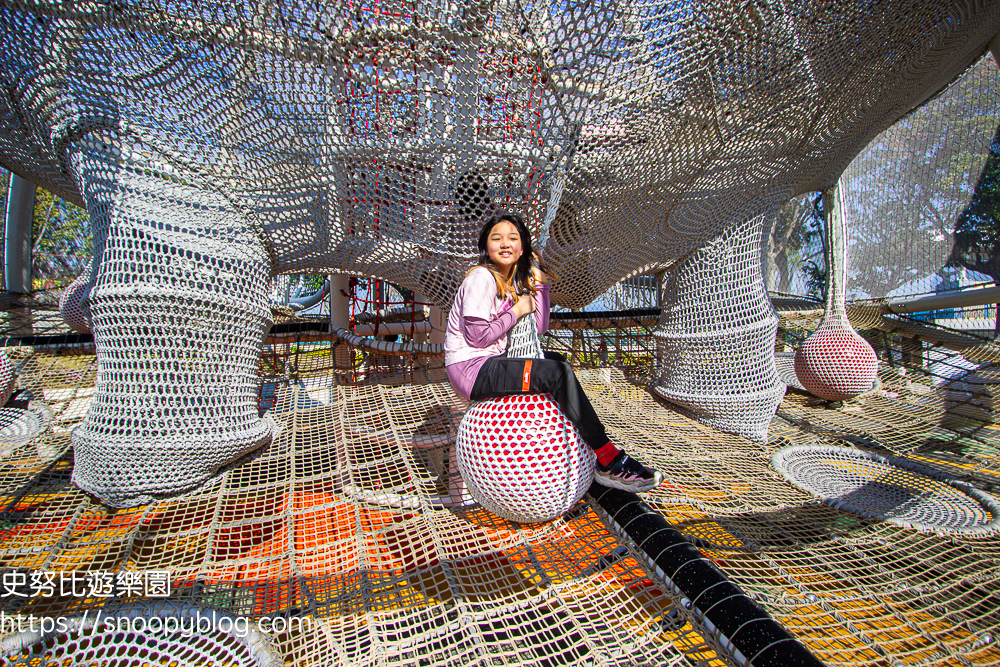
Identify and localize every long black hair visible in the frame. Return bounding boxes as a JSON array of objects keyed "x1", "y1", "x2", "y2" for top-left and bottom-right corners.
[{"x1": 475, "y1": 211, "x2": 536, "y2": 301}]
